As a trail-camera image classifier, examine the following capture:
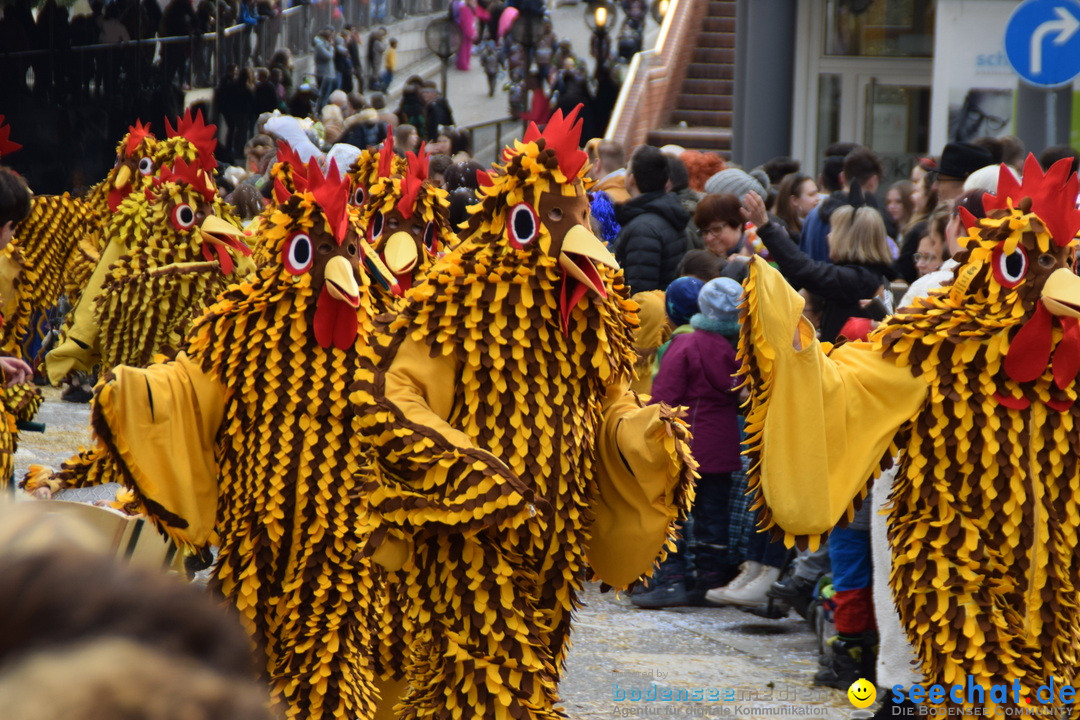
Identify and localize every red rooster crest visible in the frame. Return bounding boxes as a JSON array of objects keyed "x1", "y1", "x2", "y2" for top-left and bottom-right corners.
[
  {"x1": 0, "y1": 115, "x2": 21, "y2": 159},
  {"x1": 159, "y1": 157, "x2": 216, "y2": 203},
  {"x1": 377, "y1": 135, "x2": 396, "y2": 178},
  {"x1": 124, "y1": 120, "x2": 154, "y2": 157},
  {"x1": 396, "y1": 146, "x2": 429, "y2": 220},
  {"x1": 522, "y1": 106, "x2": 588, "y2": 180},
  {"x1": 165, "y1": 108, "x2": 218, "y2": 173},
  {"x1": 980, "y1": 154, "x2": 1080, "y2": 246}
]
